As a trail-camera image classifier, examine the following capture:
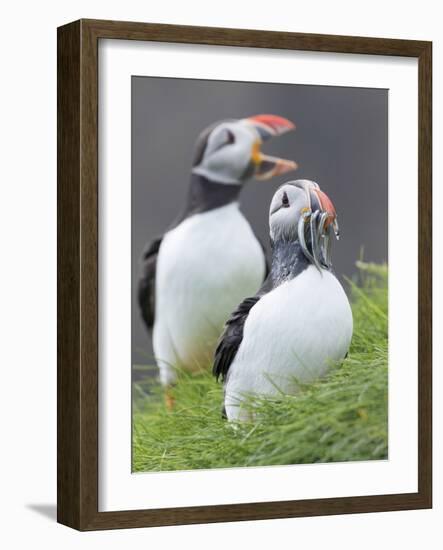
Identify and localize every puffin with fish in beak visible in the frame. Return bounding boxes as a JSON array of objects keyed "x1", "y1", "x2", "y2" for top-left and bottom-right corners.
[
  {"x1": 213, "y1": 179, "x2": 353, "y2": 422},
  {"x1": 138, "y1": 115, "x2": 297, "y2": 406}
]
